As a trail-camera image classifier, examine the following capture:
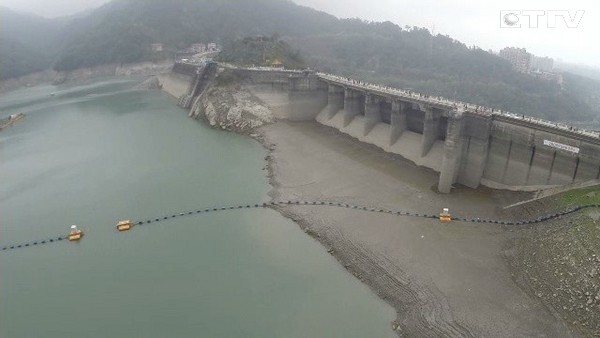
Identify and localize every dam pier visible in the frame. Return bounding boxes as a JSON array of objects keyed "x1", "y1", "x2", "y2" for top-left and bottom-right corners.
[{"x1": 164, "y1": 62, "x2": 600, "y2": 194}]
